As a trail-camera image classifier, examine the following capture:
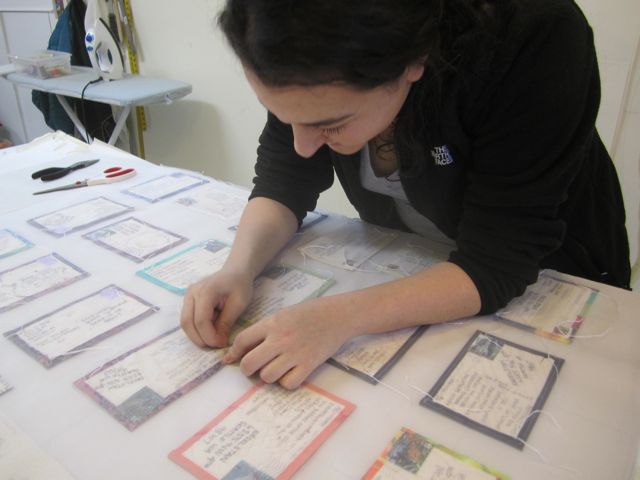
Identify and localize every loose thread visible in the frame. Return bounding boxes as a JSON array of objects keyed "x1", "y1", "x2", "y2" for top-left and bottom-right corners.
[
  {"x1": 298, "y1": 248, "x2": 310, "y2": 268},
  {"x1": 405, "y1": 376, "x2": 439, "y2": 404},
  {"x1": 528, "y1": 335, "x2": 561, "y2": 379},
  {"x1": 334, "y1": 363, "x2": 411, "y2": 401},
  {"x1": 86, "y1": 360, "x2": 111, "y2": 378},
  {"x1": 341, "y1": 245, "x2": 355, "y2": 270},
  {"x1": 61, "y1": 345, "x2": 119, "y2": 357},
  {"x1": 299, "y1": 243, "x2": 358, "y2": 271},
  {"x1": 564, "y1": 329, "x2": 611, "y2": 340},
  {"x1": 298, "y1": 244, "x2": 333, "y2": 266},
  {"x1": 553, "y1": 317, "x2": 612, "y2": 340},
  {"x1": 519, "y1": 437, "x2": 585, "y2": 478},
  {"x1": 516, "y1": 409, "x2": 562, "y2": 435},
  {"x1": 371, "y1": 375, "x2": 411, "y2": 402},
  {"x1": 520, "y1": 439, "x2": 550, "y2": 464}
]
